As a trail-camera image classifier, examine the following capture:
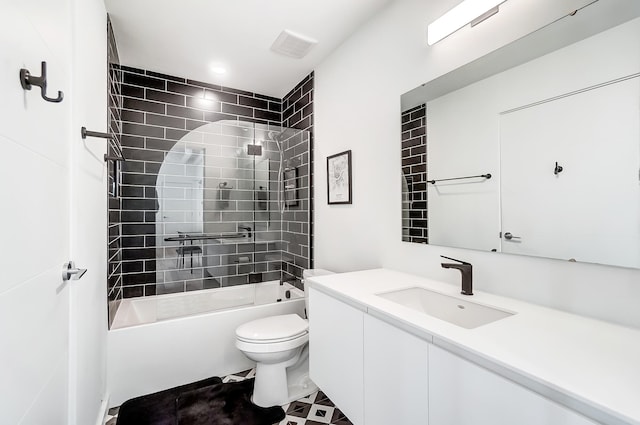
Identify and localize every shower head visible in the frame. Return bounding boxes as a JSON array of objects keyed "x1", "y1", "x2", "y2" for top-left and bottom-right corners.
[
  {"x1": 268, "y1": 131, "x2": 284, "y2": 142},
  {"x1": 269, "y1": 128, "x2": 297, "y2": 143}
]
